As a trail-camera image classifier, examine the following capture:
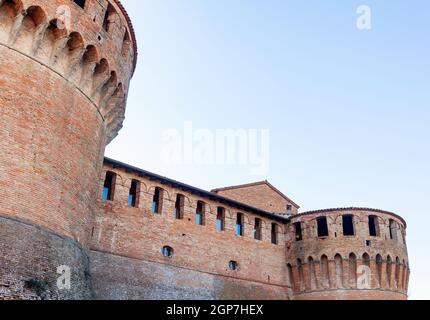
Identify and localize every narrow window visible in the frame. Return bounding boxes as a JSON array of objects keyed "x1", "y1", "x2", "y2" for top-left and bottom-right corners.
[
  {"x1": 216, "y1": 207, "x2": 225, "y2": 232},
  {"x1": 152, "y1": 187, "x2": 163, "y2": 214},
  {"x1": 271, "y1": 223, "x2": 279, "y2": 245},
  {"x1": 294, "y1": 222, "x2": 303, "y2": 241},
  {"x1": 389, "y1": 219, "x2": 398, "y2": 240},
  {"x1": 195, "y1": 201, "x2": 205, "y2": 226},
  {"x1": 342, "y1": 215, "x2": 355, "y2": 236},
  {"x1": 368, "y1": 215, "x2": 379, "y2": 237},
  {"x1": 229, "y1": 261, "x2": 238, "y2": 271},
  {"x1": 287, "y1": 204, "x2": 293, "y2": 212},
  {"x1": 102, "y1": 171, "x2": 116, "y2": 201},
  {"x1": 376, "y1": 254, "x2": 383, "y2": 286},
  {"x1": 317, "y1": 217, "x2": 329, "y2": 237},
  {"x1": 103, "y1": 3, "x2": 117, "y2": 32},
  {"x1": 236, "y1": 213, "x2": 244, "y2": 237},
  {"x1": 254, "y1": 218, "x2": 262, "y2": 240},
  {"x1": 73, "y1": 0, "x2": 86, "y2": 9},
  {"x1": 174, "y1": 194, "x2": 185, "y2": 219},
  {"x1": 162, "y1": 246, "x2": 173, "y2": 257},
  {"x1": 128, "y1": 180, "x2": 140, "y2": 208}
]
